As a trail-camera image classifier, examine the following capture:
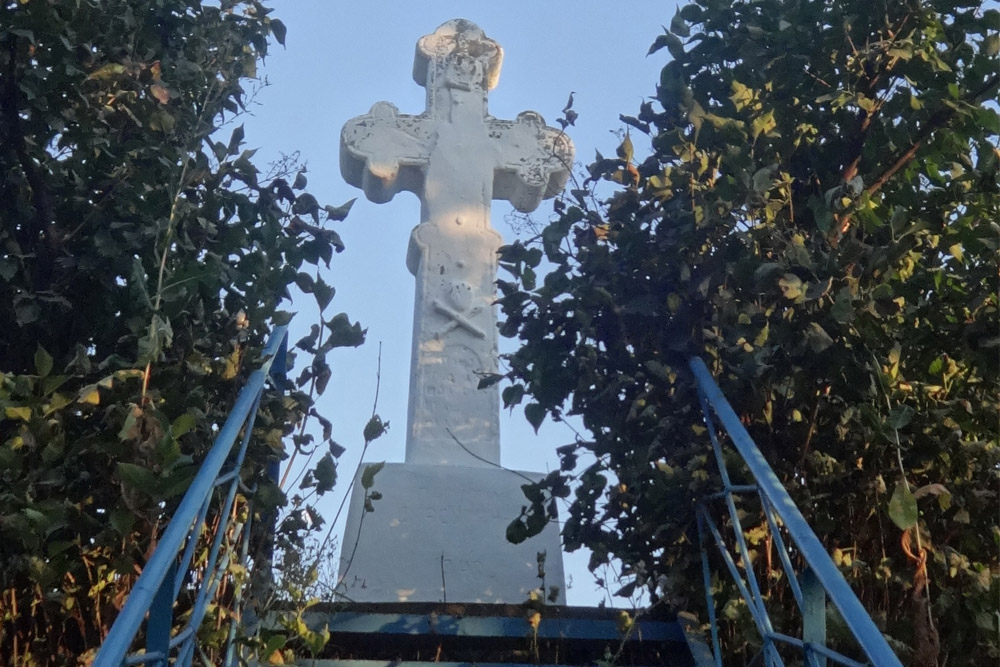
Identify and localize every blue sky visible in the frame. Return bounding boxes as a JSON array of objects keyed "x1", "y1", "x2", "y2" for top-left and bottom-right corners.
[{"x1": 244, "y1": 1, "x2": 680, "y2": 605}]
